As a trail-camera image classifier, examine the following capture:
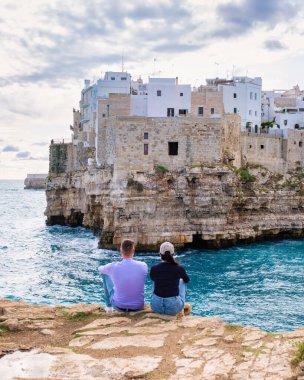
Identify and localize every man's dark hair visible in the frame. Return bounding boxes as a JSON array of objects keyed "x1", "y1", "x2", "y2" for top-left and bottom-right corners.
[{"x1": 121, "y1": 239, "x2": 135, "y2": 255}]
